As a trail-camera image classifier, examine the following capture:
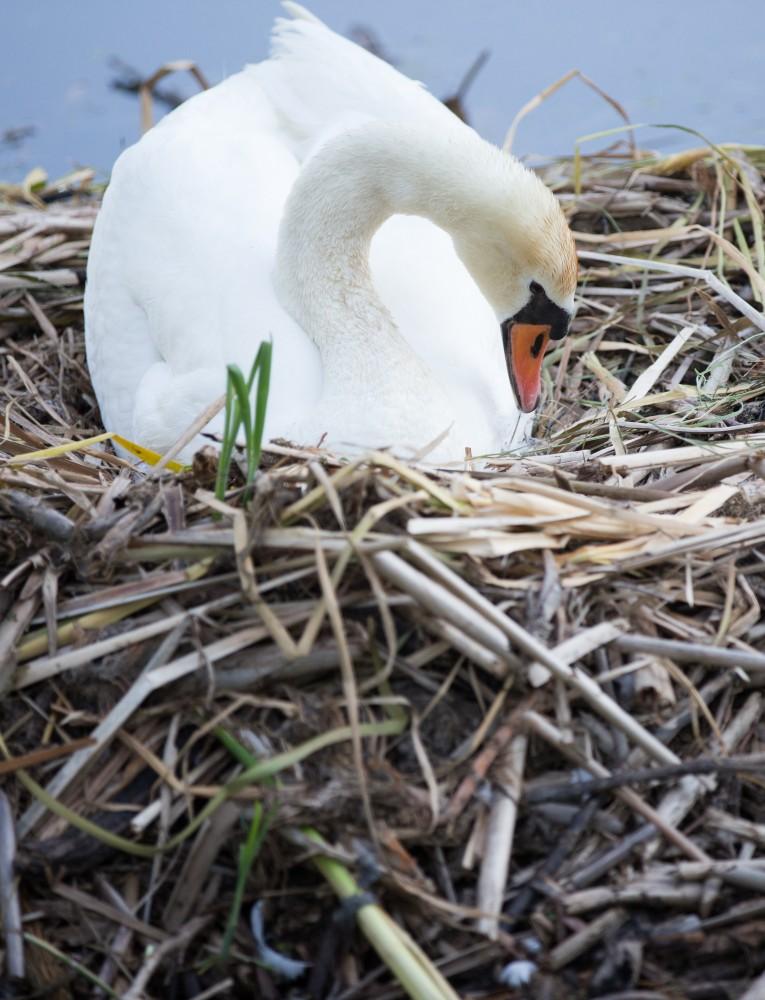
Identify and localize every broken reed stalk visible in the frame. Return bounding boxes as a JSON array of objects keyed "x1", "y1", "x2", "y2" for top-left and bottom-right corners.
[
  {"x1": 0, "y1": 791, "x2": 24, "y2": 980},
  {"x1": 303, "y1": 828, "x2": 461, "y2": 1000},
  {"x1": 475, "y1": 732, "x2": 527, "y2": 938}
]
